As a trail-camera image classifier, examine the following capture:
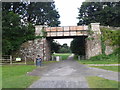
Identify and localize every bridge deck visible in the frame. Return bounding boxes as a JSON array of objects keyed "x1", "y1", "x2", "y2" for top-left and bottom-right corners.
[{"x1": 45, "y1": 26, "x2": 88, "y2": 37}]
